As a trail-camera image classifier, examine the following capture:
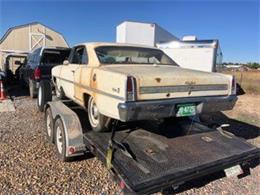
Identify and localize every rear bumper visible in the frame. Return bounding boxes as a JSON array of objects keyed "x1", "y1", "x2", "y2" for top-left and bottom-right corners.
[{"x1": 118, "y1": 95, "x2": 237, "y2": 121}]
